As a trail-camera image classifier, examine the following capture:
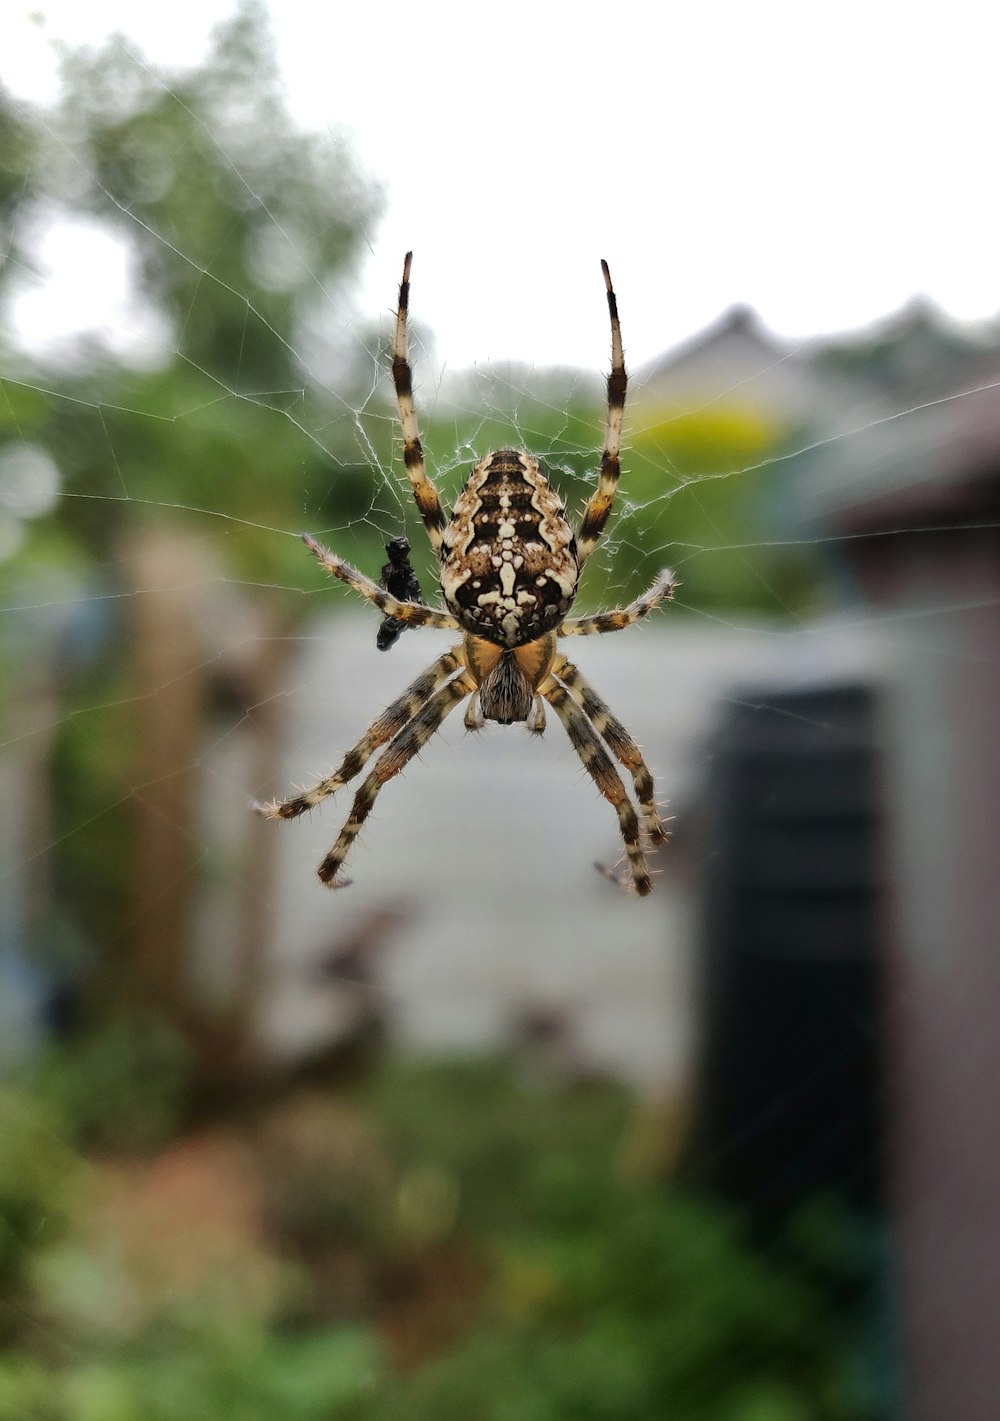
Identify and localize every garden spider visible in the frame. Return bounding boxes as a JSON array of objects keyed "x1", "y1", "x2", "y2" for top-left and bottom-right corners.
[{"x1": 256, "y1": 255, "x2": 675, "y2": 895}]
